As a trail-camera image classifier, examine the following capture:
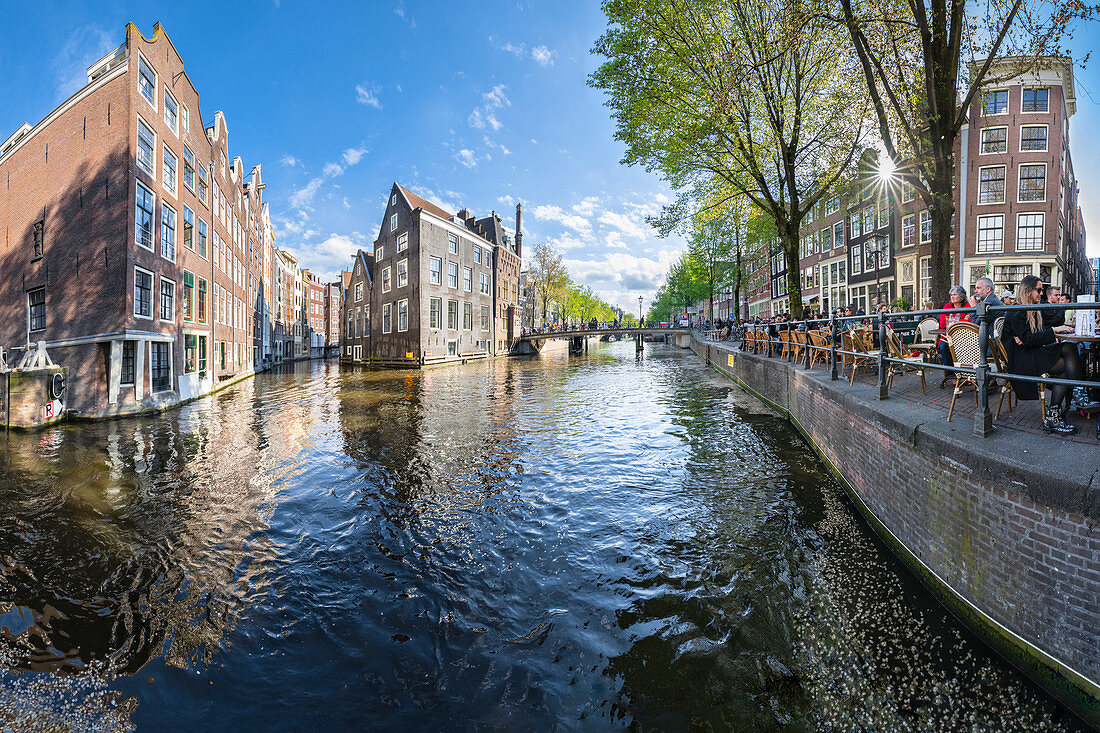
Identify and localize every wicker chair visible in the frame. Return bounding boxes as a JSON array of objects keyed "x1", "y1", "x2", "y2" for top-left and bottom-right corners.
[
  {"x1": 917, "y1": 317, "x2": 939, "y2": 344},
  {"x1": 989, "y1": 337, "x2": 1017, "y2": 419},
  {"x1": 777, "y1": 329, "x2": 790, "y2": 359},
  {"x1": 807, "y1": 330, "x2": 828, "y2": 369},
  {"x1": 791, "y1": 330, "x2": 806, "y2": 362},
  {"x1": 845, "y1": 329, "x2": 880, "y2": 386},
  {"x1": 992, "y1": 316, "x2": 1005, "y2": 341},
  {"x1": 945, "y1": 322, "x2": 982, "y2": 421},
  {"x1": 885, "y1": 328, "x2": 927, "y2": 395}
]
